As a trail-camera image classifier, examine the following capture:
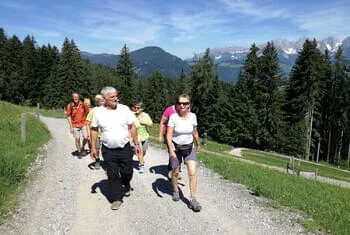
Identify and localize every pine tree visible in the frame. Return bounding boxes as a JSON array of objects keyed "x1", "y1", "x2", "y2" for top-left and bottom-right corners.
[
  {"x1": 22, "y1": 35, "x2": 39, "y2": 105},
  {"x1": 0, "y1": 28, "x2": 7, "y2": 99},
  {"x1": 286, "y1": 39, "x2": 324, "y2": 160},
  {"x1": 144, "y1": 71, "x2": 167, "y2": 122},
  {"x1": 255, "y1": 42, "x2": 283, "y2": 149},
  {"x1": 176, "y1": 68, "x2": 189, "y2": 95},
  {"x1": 54, "y1": 38, "x2": 87, "y2": 108},
  {"x1": 331, "y1": 47, "x2": 348, "y2": 163},
  {"x1": 116, "y1": 44, "x2": 136, "y2": 105},
  {"x1": 190, "y1": 48, "x2": 218, "y2": 135},
  {"x1": 3, "y1": 35, "x2": 24, "y2": 104}
]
